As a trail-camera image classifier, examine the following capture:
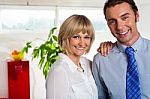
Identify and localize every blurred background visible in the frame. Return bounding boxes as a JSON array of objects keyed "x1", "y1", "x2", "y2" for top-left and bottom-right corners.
[{"x1": 0, "y1": 0, "x2": 150, "y2": 99}]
